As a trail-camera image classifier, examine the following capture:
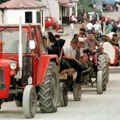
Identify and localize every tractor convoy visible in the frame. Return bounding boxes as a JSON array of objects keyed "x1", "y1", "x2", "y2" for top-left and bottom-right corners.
[{"x1": 0, "y1": 23, "x2": 110, "y2": 118}]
